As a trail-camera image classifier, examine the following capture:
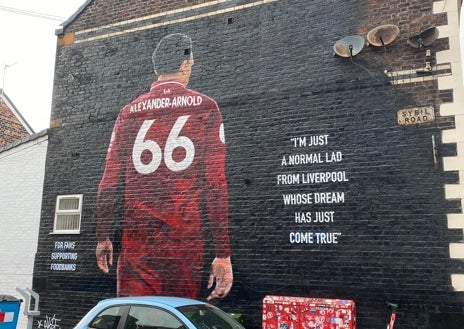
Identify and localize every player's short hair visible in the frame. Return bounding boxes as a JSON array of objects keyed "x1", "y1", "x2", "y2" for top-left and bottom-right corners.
[{"x1": 152, "y1": 33, "x2": 193, "y2": 76}]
